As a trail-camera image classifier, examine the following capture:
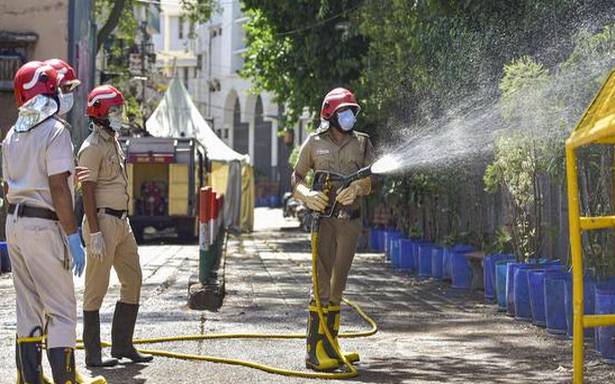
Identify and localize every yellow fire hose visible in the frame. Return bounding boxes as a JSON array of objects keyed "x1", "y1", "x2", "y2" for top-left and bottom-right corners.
[{"x1": 81, "y1": 231, "x2": 378, "y2": 380}]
